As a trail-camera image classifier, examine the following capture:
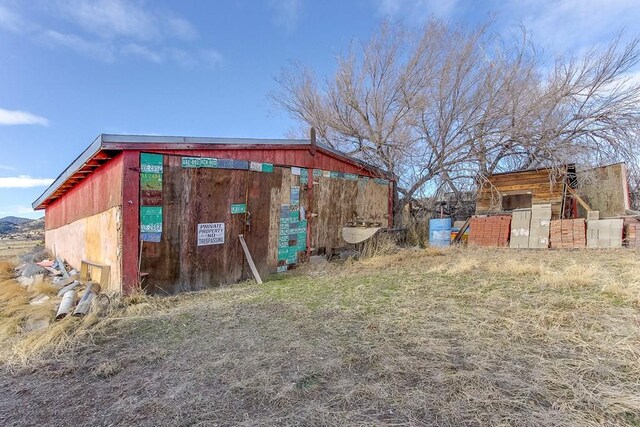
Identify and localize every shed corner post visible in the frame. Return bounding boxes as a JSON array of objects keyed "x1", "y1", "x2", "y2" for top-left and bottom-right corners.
[{"x1": 121, "y1": 150, "x2": 141, "y2": 295}]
